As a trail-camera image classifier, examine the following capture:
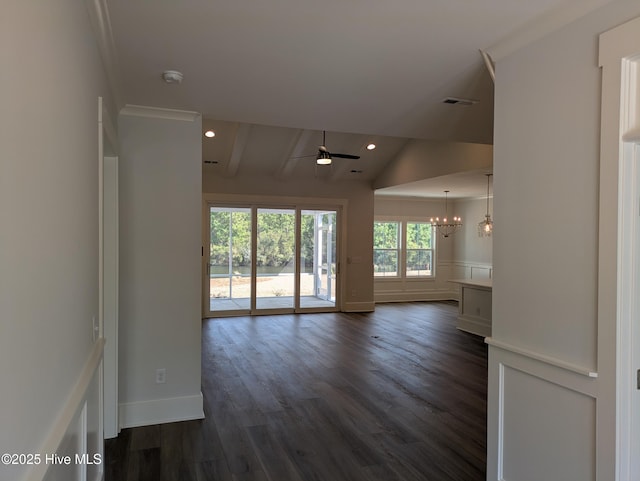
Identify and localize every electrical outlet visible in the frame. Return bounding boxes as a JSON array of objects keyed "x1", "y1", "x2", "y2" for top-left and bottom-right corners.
[{"x1": 156, "y1": 368, "x2": 166, "y2": 384}]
